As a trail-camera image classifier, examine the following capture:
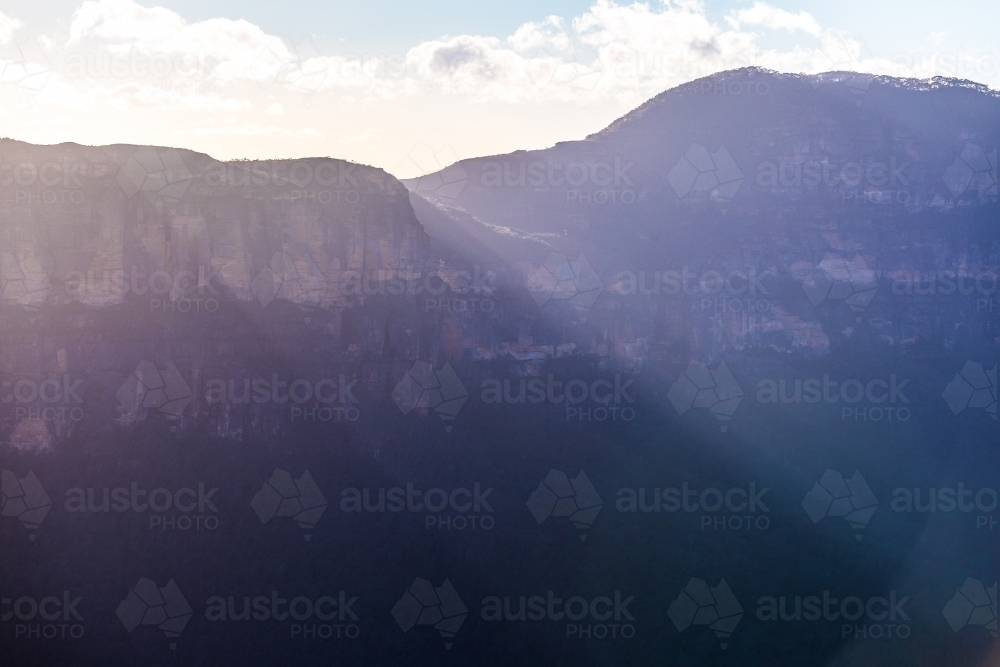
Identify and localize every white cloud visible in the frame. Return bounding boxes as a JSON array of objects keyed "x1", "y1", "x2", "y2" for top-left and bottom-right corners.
[
  {"x1": 386, "y1": 0, "x2": 901, "y2": 105},
  {"x1": 61, "y1": 0, "x2": 402, "y2": 99},
  {"x1": 337, "y1": 128, "x2": 383, "y2": 145},
  {"x1": 44, "y1": 0, "x2": 858, "y2": 108},
  {"x1": 929, "y1": 31, "x2": 948, "y2": 47},
  {"x1": 0, "y1": 10, "x2": 22, "y2": 45},
  {"x1": 508, "y1": 16, "x2": 573, "y2": 54},
  {"x1": 728, "y1": 2, "x2": 822, "y2": 37},
  {"x1": 186, "y1": 123, "x2": 324, "y2": 139},
  {"x1": 0, "y1": 0, "x2": 996, "y2": 172},
  {"x1": 91, "y1": 83, "x2": 253, "y2": 111},
  {"x1": 67, "y1": 0, "x2": 294, "y2": 86},
  {"x1": 12, "y1": 0, "x2": 989, "y2": 111}
]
